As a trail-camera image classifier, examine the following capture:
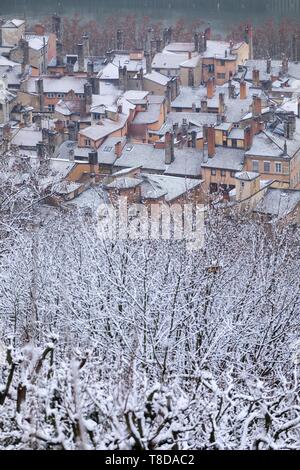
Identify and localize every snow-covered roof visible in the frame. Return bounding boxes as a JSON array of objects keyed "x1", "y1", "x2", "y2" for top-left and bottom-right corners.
[
  {"x1": 201, "y1": 148, "x2": 244, "y2": 171},
  {"x1": 144, "y1": 71, "x2": 170, "y2": 86},
  {"x1": 201, "y1": 40, "x2": 236, "y2": 60},
  {"x1": 3, "y1": 19, "x2": 25, "y2": 28},
  {"x1": 141, "y1": 174, "x2": 202, "y2": 202},
  {"x1": 163, "y1": 42, "x2": 195, "y2": 54},
  {"x1": 79, "y1": 113, "x2": 128, "y2": 141},
  {"x1": 254, "y1": 188, "x2": 300, "y2": 219},
  {"x1": 152, "y1": 52, "x2": 187, "y2": 70},
  {"x1": 25, "y1": 35, "x2": 49, "y2": 51},
  {"x1": 11, "y1": 128, "x2": 42, "y2": 148},
  {"x1": 26, "y1": 76, "x2": 87, "y2": 94},
  {"x1": 244, "y1": 59, "x2": 282, "y2": 82},
  {"x1": 180, "y1": 55, "x2": 201, "y2": 68},
  {"x1": 235, "y1": 171, "x2": 260, "y2": 181},
  {"x1": 98, "y1": 53, "x2": 146, "y2": 80},
  {"x1": 172, "y1": 81, "x2": 264, "y2": 123}
]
